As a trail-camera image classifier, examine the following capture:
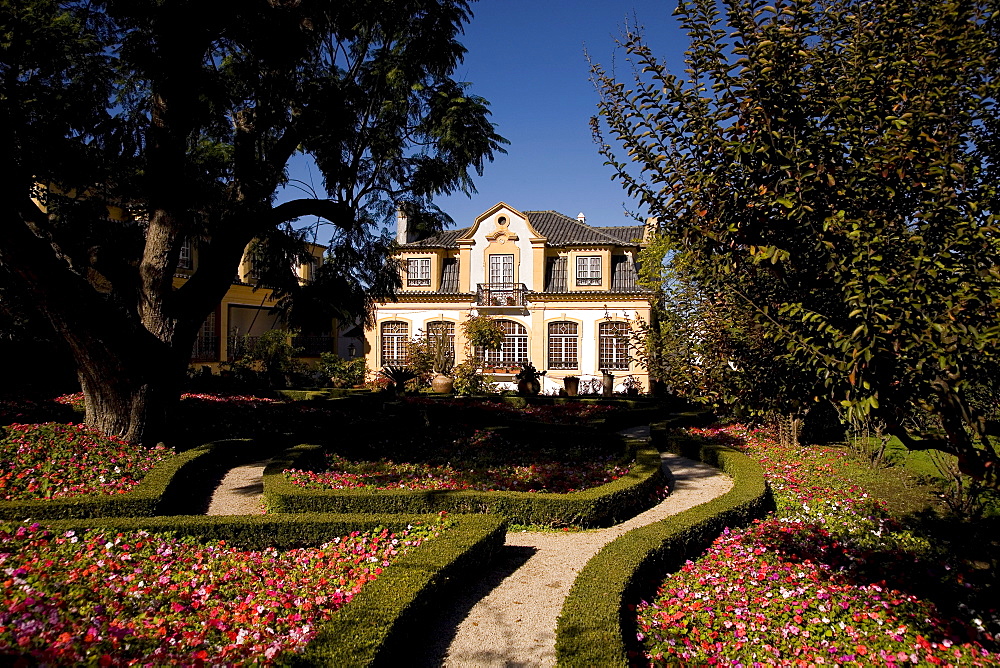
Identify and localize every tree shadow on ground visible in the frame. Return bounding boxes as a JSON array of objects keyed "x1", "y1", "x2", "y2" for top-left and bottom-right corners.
[{"x1": 384, "y1": 545, "x2": 537, "y2": 667}]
